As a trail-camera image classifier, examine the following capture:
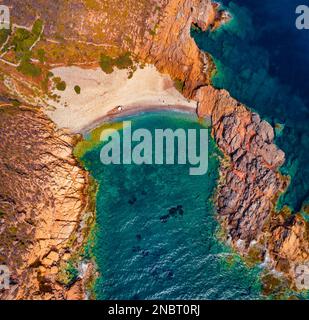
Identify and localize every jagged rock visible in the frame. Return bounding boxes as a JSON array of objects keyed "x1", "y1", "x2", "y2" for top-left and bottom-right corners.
[
  {"x1": 203, "y1": 85, "x2": 308, "y2": 288},
  {"x1": 0, "y1": 106, "x2": 90, "y2": 300},
  {"x1": 257, "y1": 120, "x2": 275, "y2": 142}
]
